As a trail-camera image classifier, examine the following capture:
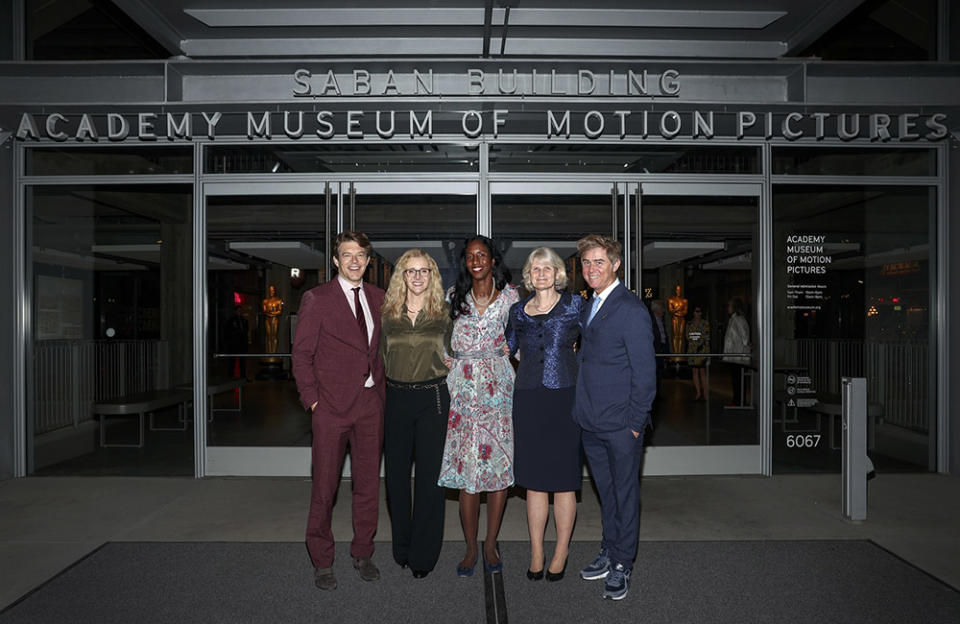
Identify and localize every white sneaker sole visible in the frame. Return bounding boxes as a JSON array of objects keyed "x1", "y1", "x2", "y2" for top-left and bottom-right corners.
[
  {"x1": 580, "y1": 569, "x2": 610, "y2": 581},
  {"x1": 603, "y1": 589, "x2": 628, "y2": 600}
]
